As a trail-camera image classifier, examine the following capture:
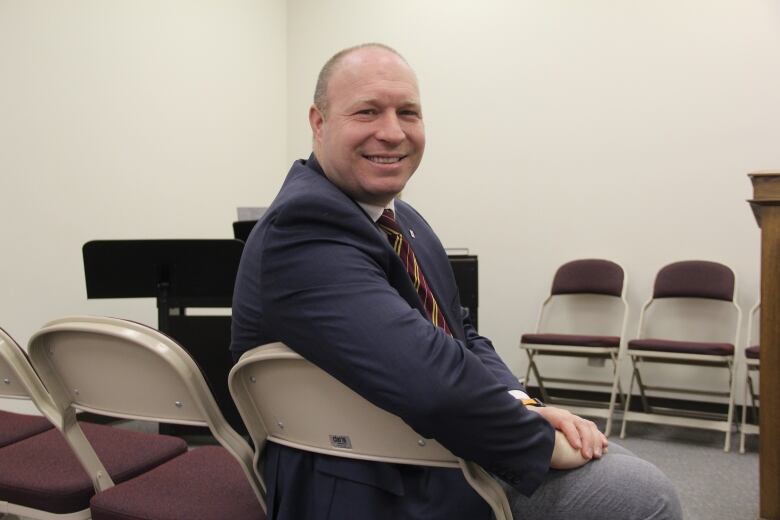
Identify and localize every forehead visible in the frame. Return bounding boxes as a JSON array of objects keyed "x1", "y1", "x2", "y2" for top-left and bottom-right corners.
[{"x1": 327, "y1": 49, "x2": 420, "y2": 107}]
